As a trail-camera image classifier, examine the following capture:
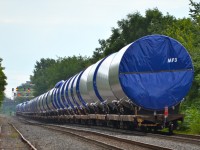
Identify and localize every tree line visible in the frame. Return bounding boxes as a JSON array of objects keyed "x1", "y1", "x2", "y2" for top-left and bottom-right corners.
[
  {"x1": 0, "y1": 58, "x2": 7, "y2": 105},
  {"x1": 30, "y1": 0, "x2": 200, "y2": 133}
]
